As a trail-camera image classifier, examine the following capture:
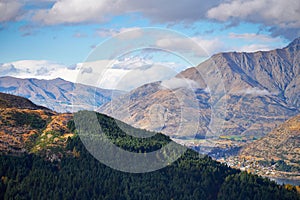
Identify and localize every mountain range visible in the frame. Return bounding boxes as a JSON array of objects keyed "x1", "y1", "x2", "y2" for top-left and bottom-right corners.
[
  {"x1": 1, "y1": 38, "x2": 299, "y2": 142},
  {"x1": 100, "y1": 37, "x2": 300, "y2": 141},
  {"x1": 1, "y1": 38, "x2": 300, "y2": 158},
  {"x1": 0, "y1": 76, "x2": 124, "y2": 112}
]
